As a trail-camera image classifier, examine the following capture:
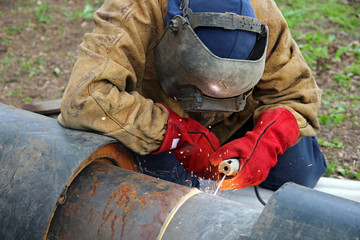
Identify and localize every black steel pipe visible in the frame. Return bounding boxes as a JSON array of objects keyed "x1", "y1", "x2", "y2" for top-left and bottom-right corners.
[
  {"x1": 0, "y1": 103, "x2": 139, "y2": 240},
  {"x1": 251, "y1": 182, "x2": 360, "y2": 239}
]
